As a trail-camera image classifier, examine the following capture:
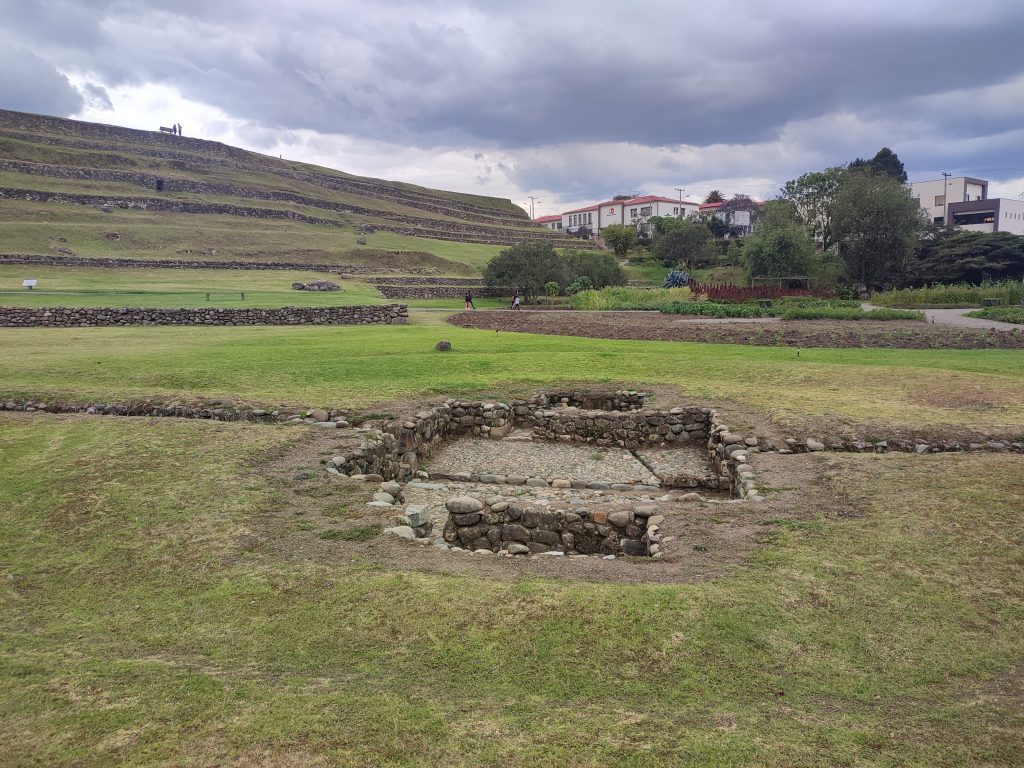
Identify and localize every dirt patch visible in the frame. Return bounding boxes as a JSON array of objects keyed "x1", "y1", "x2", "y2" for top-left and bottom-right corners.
[
  {"x1": 450, "y1": 310, "x2": 1024, "y2": 349},
  {"x1": 246, "y1": 429, "x2": 840, "y2": 584}
]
